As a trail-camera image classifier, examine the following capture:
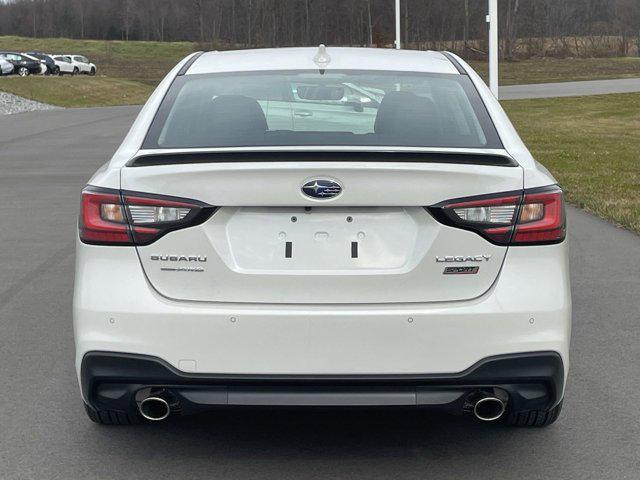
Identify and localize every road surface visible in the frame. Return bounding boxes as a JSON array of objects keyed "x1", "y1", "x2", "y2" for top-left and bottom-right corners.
[
  {"x1": 500, "y1": 77, "x2": 640, "y2": 99},
  {"x1": 0, "y1": 106, "x2": 639, "y2": 479}
]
